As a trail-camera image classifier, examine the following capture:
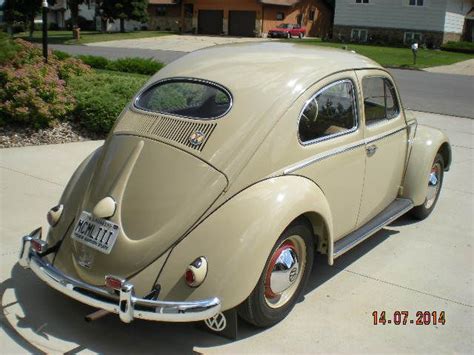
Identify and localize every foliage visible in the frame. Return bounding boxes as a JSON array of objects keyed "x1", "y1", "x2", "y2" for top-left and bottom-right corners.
[
  {"x1": 77, "y1": 55, "x2": 163, "y2": 75},
  {"x1": 101, "y1": 0, "x2": 149, "y2": 32},
  {"x1": 3, "y1": 0, "x2": 52, "y2": 36},
  {"x1": 441, "y1": 41, "x2": 474, "y2": 54},
  {"x1": 0, "y1": 32, "x2": 20, "y2": 64},
  {"x1": 53, "y1": 50, "x2": 72, "y2": 60},
  {"x1": 0, "y1": 38, "x2": 91, "y2": 127},
  {"x1": 68, "y1": 71, "x2": 148, "y2": 134}
]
